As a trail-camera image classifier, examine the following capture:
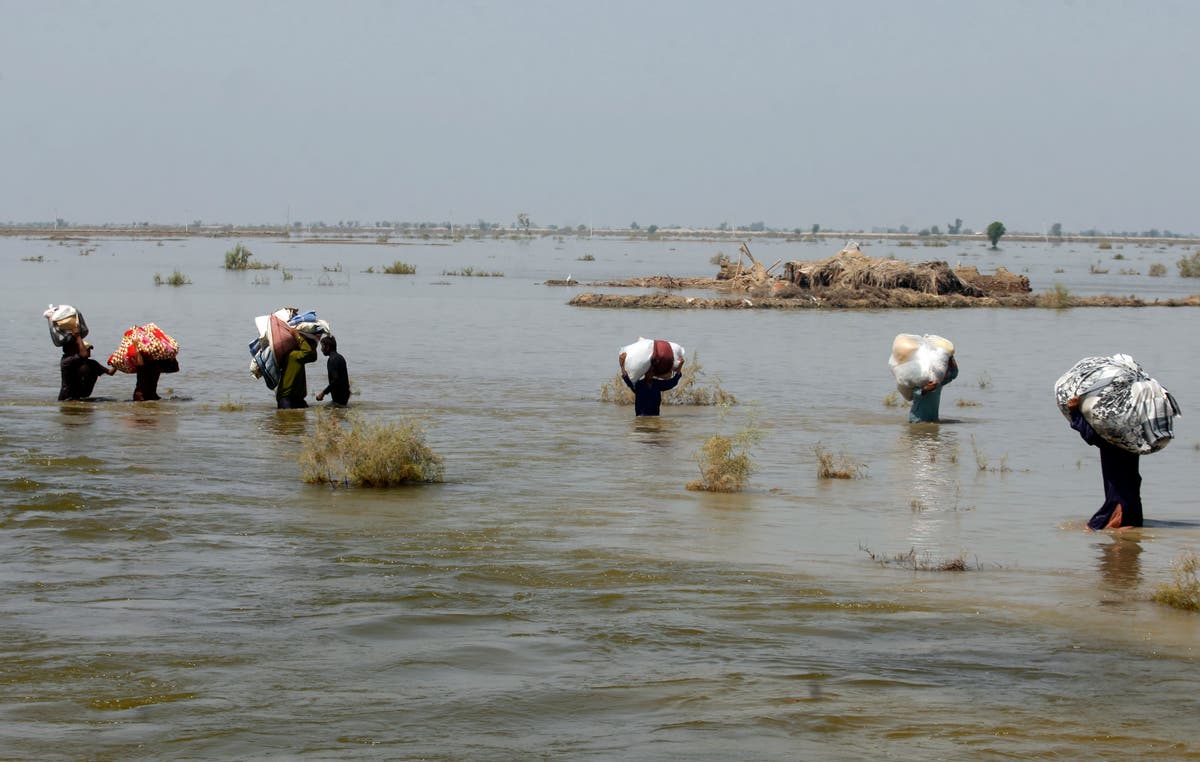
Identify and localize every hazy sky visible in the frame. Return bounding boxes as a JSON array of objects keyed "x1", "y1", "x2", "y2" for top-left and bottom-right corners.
[{"x1": 2, "y1": 0, "x2": 1196, "y2": 233}]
